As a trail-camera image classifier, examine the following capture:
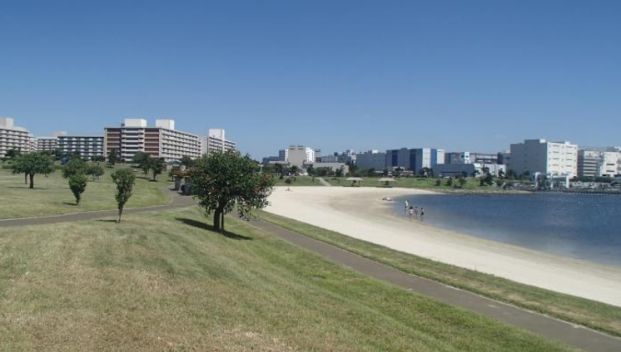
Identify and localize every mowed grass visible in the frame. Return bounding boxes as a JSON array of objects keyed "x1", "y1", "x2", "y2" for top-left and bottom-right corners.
[
  {"x1": 258, "y1": 211, "x2": 621, "y2": 337},
  {"x1": 0, "y1": 208, "x2": 571, "y2": 351},
  {"x1": 0, "y1": 167, "x2": 169, "y2": 219}
]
